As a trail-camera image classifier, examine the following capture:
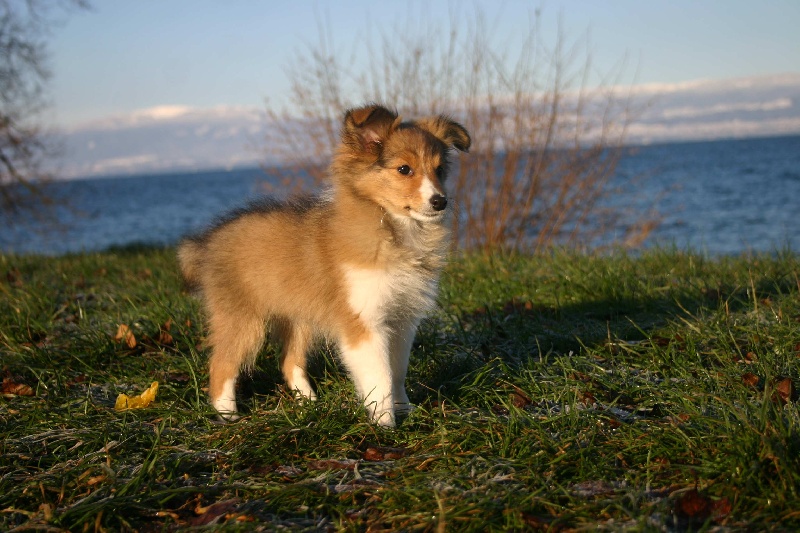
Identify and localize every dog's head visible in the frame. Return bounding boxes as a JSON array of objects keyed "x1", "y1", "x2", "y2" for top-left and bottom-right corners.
[{"x1": 334, "y1": 104, "x2": 470, "y2": 223}]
